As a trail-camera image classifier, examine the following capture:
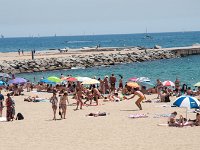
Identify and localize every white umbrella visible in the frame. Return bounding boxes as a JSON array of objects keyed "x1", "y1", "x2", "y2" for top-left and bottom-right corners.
[{"x1": 82, "y1": 79, "x2": 100, "y2": 85}]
